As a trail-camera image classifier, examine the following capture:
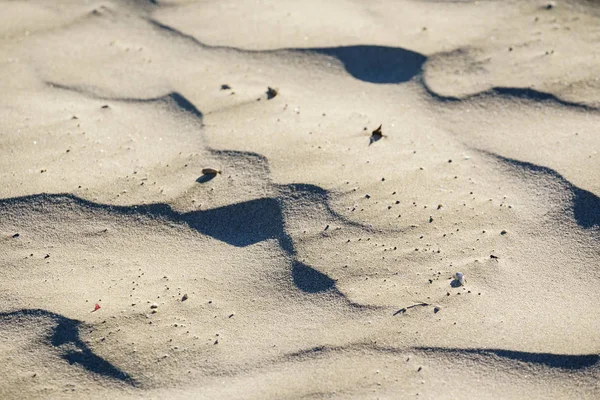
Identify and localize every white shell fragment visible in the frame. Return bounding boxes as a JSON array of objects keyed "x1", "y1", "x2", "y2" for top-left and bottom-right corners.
[{"x1": 455, "y1": 272, "x2": 465, "y2": 286}]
